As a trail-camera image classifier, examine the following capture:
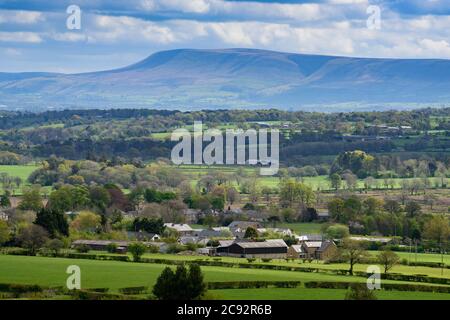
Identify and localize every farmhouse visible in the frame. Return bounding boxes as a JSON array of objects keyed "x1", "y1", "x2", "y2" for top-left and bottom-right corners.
[
  {"x1": 287, "y1": 245, "x2": 306, "y2": 259},
  {"x1": 289, "y1": 240, "x2": 337, "y2": 260},
  {"x1": 216, "y1": 239, "x2": 288, "y2": 258}
]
